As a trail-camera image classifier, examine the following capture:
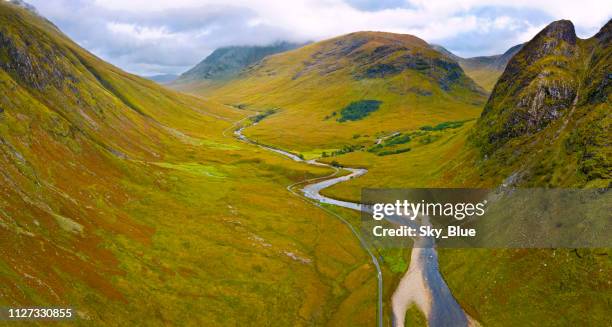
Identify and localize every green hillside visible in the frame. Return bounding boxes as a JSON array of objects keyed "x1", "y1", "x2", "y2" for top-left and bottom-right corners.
[
  {"x1": 178, "y1": 31, "x2": 487, "y2": 153},
  {"x1": 0, "y1": 2, "x2": 382, "y2": 325},
  {"x1": 1, "y1": 0, "x2": 609, "y2": 325}
]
